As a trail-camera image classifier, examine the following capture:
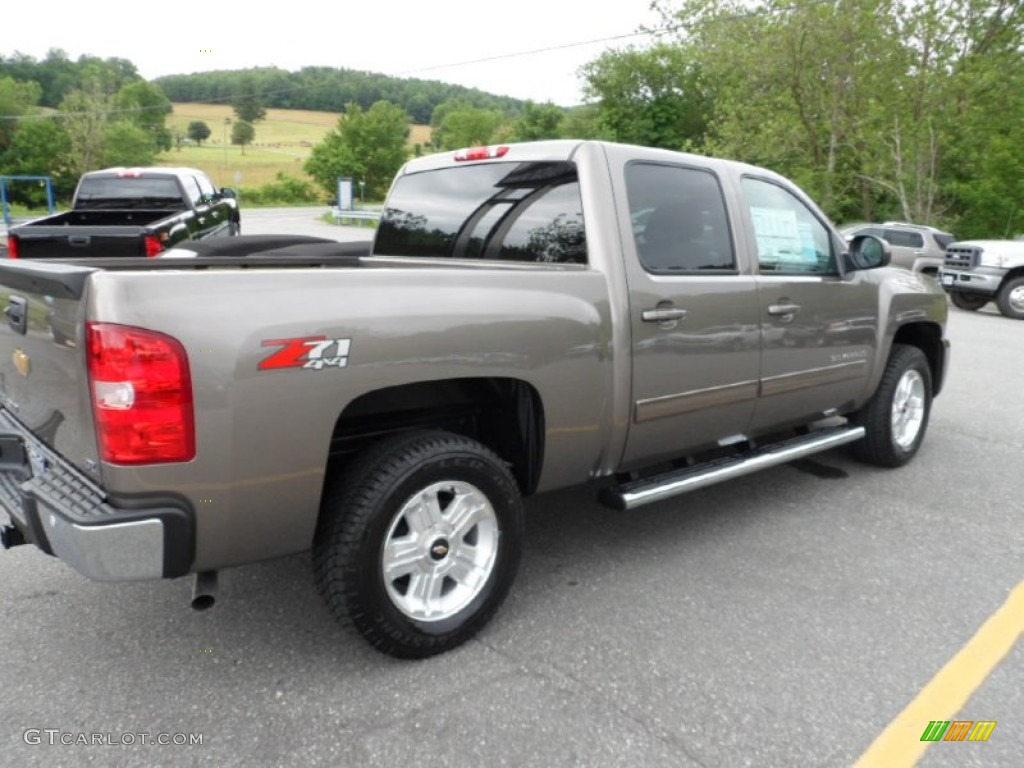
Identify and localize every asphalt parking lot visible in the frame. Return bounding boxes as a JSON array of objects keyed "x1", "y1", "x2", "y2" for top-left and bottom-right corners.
[{"x1": 0, "y1": 215, "x2": 1020, "y2": 767}]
